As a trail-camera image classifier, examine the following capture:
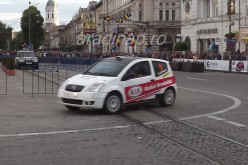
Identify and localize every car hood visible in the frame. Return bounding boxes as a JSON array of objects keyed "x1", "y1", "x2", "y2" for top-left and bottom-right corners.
[{"x1": 65, "y1": 74, "x2": 116, "y2": 86}]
